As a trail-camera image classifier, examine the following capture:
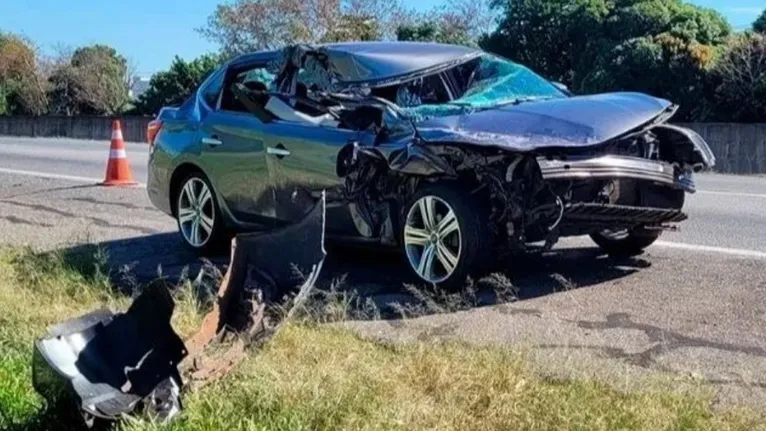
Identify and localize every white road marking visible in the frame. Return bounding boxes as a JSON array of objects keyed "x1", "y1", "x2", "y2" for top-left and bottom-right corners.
[
  {"x1": 0, "y1": 167, "x2": 146, "y2": 187},
  {"x1": 697, "y1": 190, "x2": 766, "y2": 198},
  {"x1": 655, "y1": 240, "x2": 766, "y2": 259}
]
